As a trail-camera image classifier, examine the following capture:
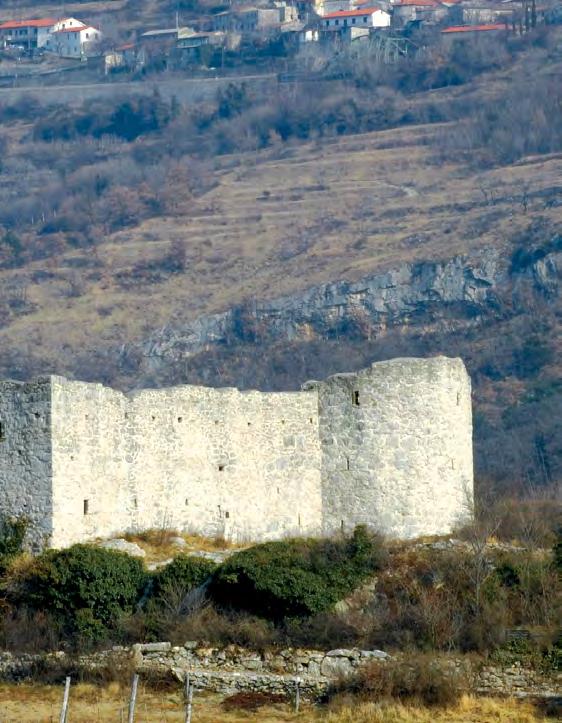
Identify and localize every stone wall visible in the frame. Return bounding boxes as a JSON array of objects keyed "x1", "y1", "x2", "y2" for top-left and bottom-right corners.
[
  {"x1": 0, "y1": 379, "x2": 53, "y2": 550},
  {"x1": 50, "y1": 377, "x2": 322, "y2": 548},
  {"x1": 1, "y1": 356, "x2": 473, "y2": 548},
  {"x1": 0, "y1": 644, "x2": 559, "y2": 703},
  {"x1": 312, "y1": 357, "x2": 473, "y2": 538}
]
